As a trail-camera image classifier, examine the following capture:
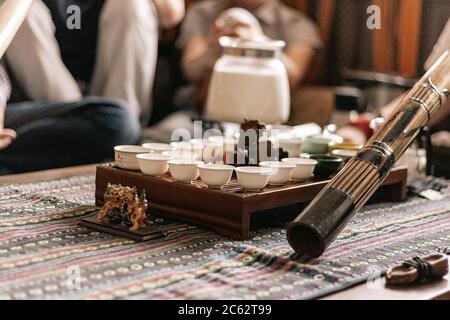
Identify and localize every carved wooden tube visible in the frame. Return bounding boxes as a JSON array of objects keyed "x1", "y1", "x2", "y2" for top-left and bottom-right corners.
[{"x1": 287, "y1": 51, "x2": 450, "y2": 258}]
